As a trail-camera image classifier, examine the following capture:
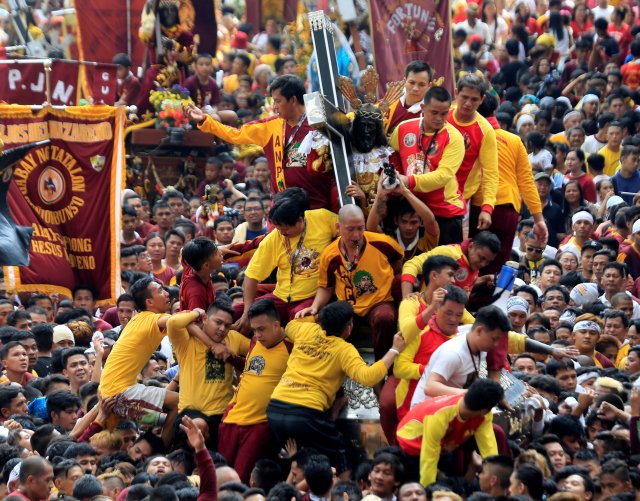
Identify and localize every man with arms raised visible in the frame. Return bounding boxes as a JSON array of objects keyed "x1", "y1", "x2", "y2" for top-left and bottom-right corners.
[{"x1": 185, "y1": 75, "x2": 336, "y2": 210}]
